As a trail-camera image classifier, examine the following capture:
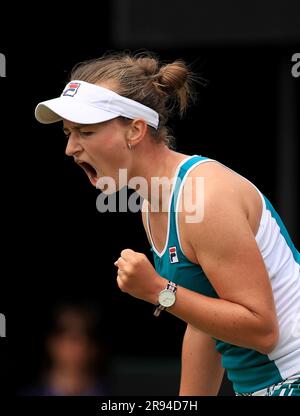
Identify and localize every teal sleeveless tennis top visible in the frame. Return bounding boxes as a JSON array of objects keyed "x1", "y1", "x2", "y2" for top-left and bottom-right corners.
[{"x1": 146, "y1": 155, "x2": 300, "y2": 394}]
